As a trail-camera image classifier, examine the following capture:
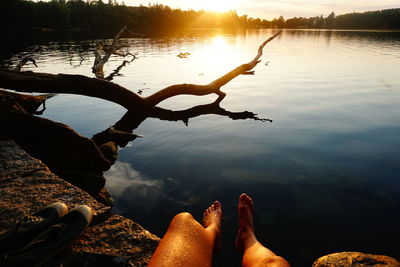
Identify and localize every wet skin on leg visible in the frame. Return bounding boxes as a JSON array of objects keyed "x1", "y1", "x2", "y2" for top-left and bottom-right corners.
[
  {"x1": 148, "y1": 201, "x2": 222, "y2": 267},
  {"x1": 236, "y1": 193, "x2": 290, "y2": 267}
]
